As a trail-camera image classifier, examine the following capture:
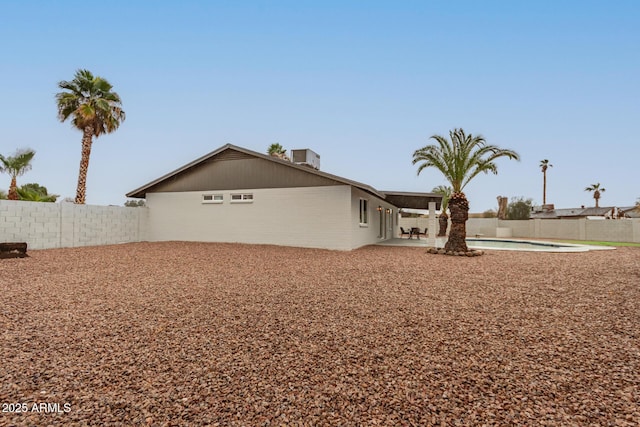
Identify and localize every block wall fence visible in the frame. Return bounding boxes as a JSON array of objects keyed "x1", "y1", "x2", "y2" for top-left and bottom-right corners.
[
  {"x1": 399, "y1": 217, "x2": 640, "y2": 243},
  {"x1": 0, "y1": 200, "x2": 148, "y2": 250}
]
